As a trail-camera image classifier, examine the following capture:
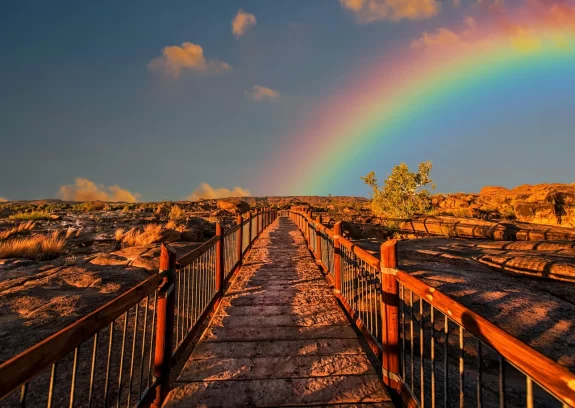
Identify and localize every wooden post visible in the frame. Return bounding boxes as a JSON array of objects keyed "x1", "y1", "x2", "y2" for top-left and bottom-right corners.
[
  {"x1": 247, "y1": 211, "x2": 252, "y2": 248},
  {"x1": 380, "y1": 240, "x2": 400, "y2": 391},
  {"x1": 152, "y1": 244, "x2": 177, "y2": 408},
  {"x1": 333, "y1": 222, "x2": 342, "y2": 294},
  {"x1": 216, "y1": 223, "x2": 224, "y2": 295},
  {"x1": 237, "y1": 215, "x2": 243, "y2": 266},
  {"x1": 315, "y1": 216, "x2": 322, "y2": 260}
]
